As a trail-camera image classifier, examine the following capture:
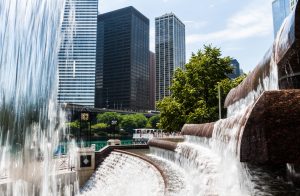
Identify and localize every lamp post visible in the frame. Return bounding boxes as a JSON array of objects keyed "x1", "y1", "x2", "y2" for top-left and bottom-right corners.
[
  {"x1": 111, "y1": 119, "x2": 118, "y2": 139},
  {"x1": 218, "y1": 84, "x2": 222, "y2": 119},
  {"x1": 80, "y1": 111, "x2": 91, "y2": 146}
]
